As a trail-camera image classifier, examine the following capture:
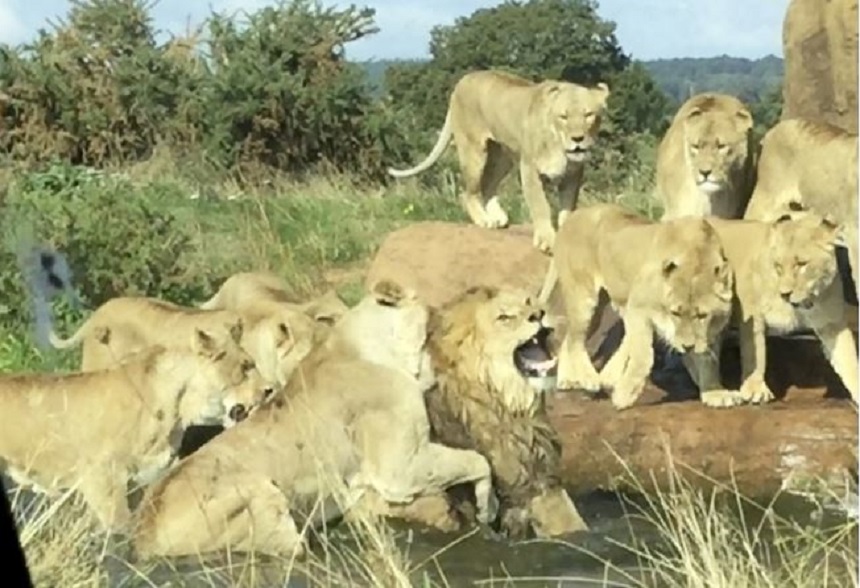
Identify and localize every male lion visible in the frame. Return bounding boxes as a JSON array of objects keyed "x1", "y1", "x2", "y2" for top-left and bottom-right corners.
[
  {"x1": 0, "y1": 330, "x2": 273, "y2": 535},
  {"x1": 387, "y1": 69, "x2": 610, "y2": 253},
  {"x1": 743, "y1": 118, "x2": 859, "y2": 295},
  {"x1": 199, "y1": 271, "x2": 349, "y2": 327},
  {"x1": 681, "y1": 211, "x2": 857, "y2": 404},
  {"x1": 132, "y1": 280, "x2": 496, "y2": 559},
  {"x1": 538, "y1": 203, "x2": 736, "y2": 410},
  {"x1": 656, "y1": 93, "x2": 756, "y2": 220},
  {"x1": 422, "y1": 285, "x2": 588, "y2": 539}
]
